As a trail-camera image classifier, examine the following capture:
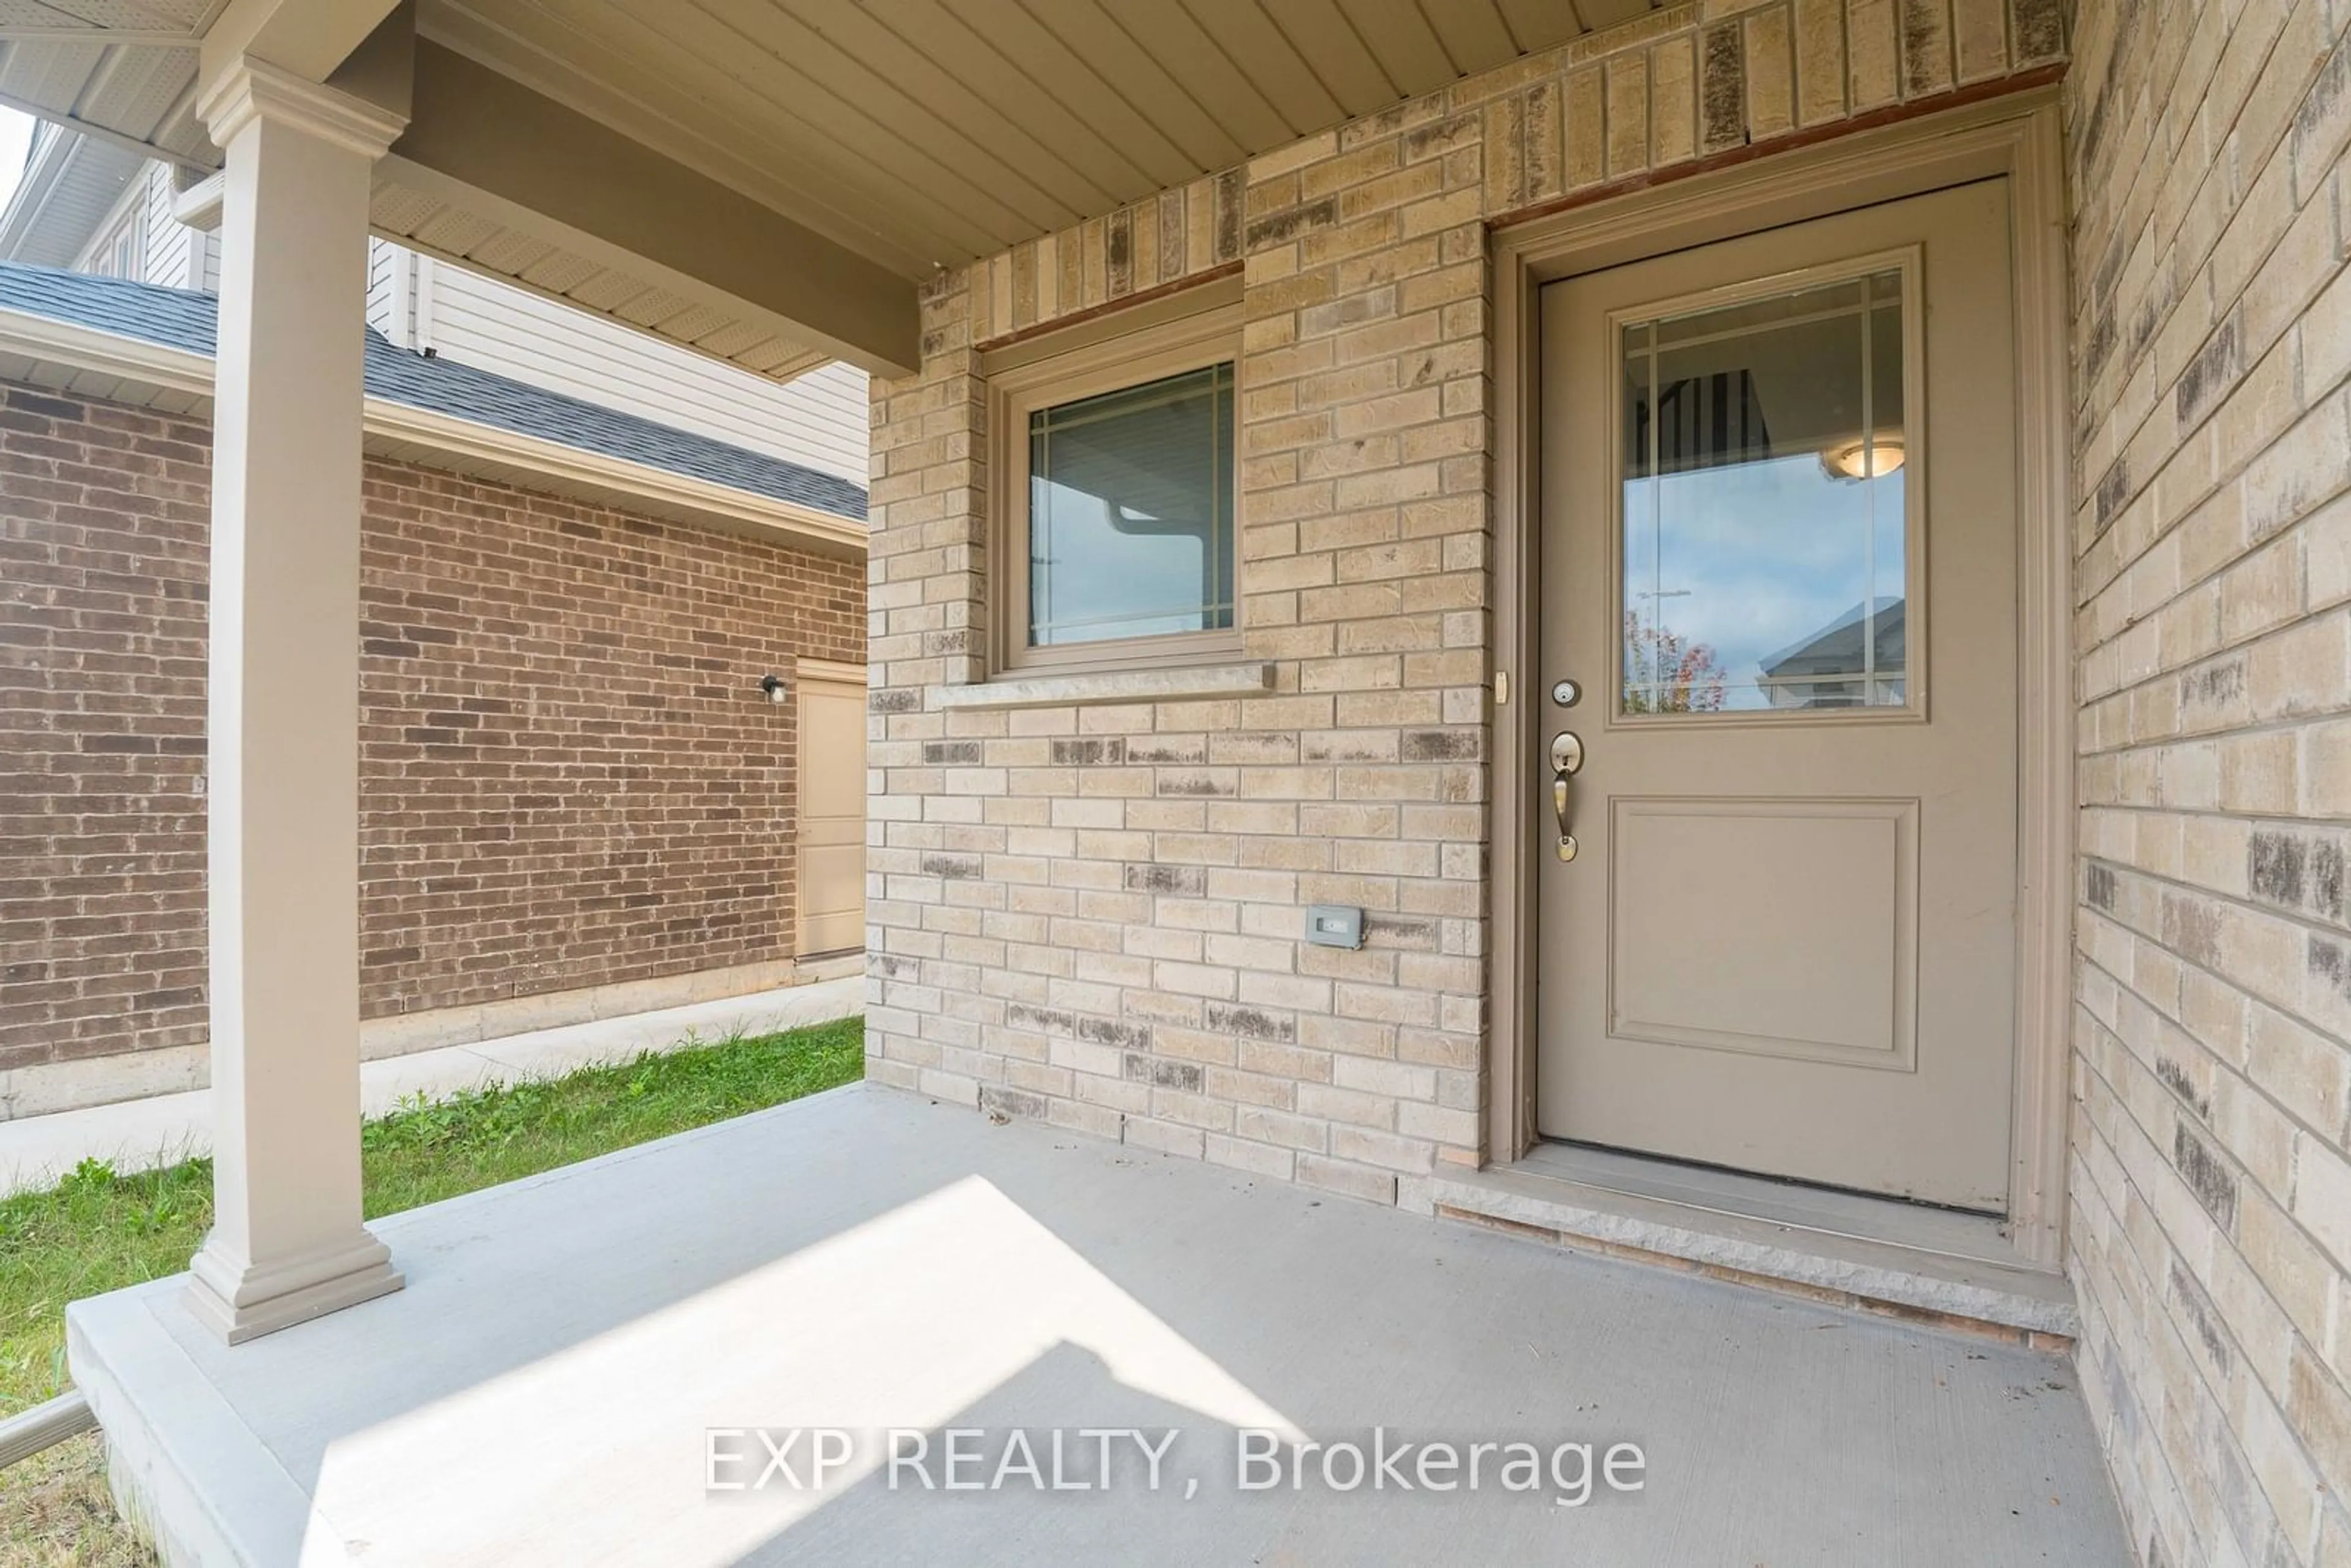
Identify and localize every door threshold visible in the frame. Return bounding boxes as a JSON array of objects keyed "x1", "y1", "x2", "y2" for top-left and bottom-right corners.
[
  {"x1": 1430, "y1": 1144, "x2": 2076, "y2": 1345},
  {"x1": 1528, "y1": 1141, "x2": 2018, "y2": 1259}
]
